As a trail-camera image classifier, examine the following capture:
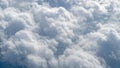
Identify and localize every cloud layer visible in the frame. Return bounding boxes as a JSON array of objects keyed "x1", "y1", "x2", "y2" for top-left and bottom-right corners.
[{"x1": 0, "y1": 0, "x2": 120, "y2": 68}]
